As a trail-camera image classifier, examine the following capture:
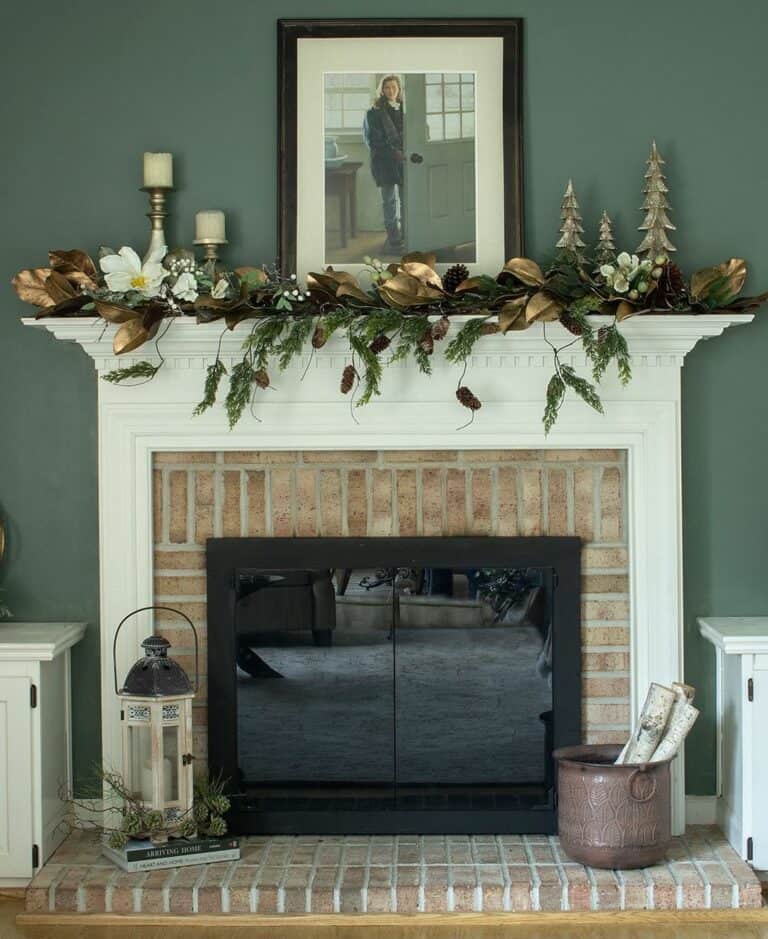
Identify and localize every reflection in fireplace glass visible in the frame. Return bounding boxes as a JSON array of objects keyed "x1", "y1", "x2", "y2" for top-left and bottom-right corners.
[{"x1": 233, "y1": 565, "x2": 554, "y2": 814}]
